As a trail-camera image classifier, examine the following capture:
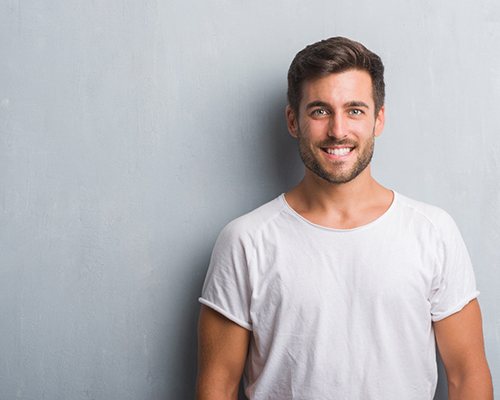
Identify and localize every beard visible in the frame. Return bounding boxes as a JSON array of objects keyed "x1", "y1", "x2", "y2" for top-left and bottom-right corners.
[{"x1": 297, "y1": 133, "x2": 375, "y2": 184}]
